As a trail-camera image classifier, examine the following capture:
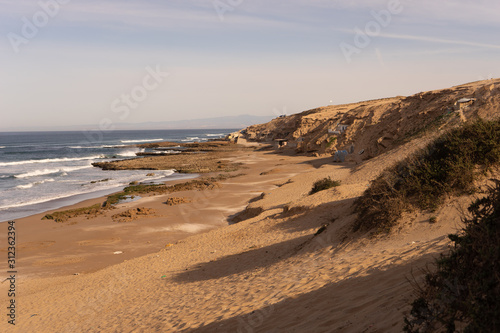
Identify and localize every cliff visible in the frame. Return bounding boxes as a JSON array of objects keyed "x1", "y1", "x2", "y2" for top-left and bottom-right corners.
[{"x1": 241, "y1": 79, "x2": 500, "y2": 160}]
